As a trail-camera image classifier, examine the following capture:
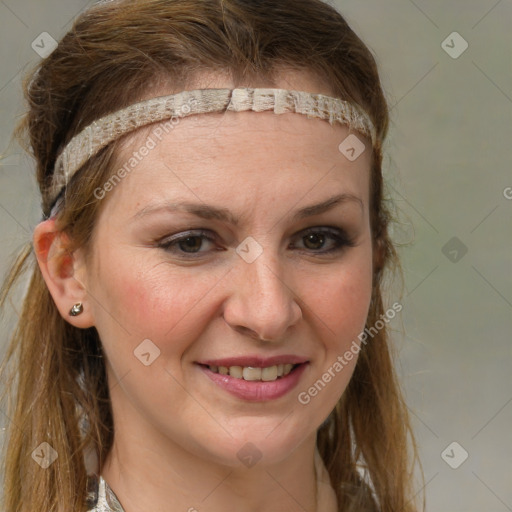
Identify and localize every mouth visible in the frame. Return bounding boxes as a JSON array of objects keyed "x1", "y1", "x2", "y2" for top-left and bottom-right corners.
[
  {"x1": 205, "y1": 363, "x2": 298, "y2": 381},
  {"x1": 196, "y1": 356, "x2": 309, "y2": 402}
]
